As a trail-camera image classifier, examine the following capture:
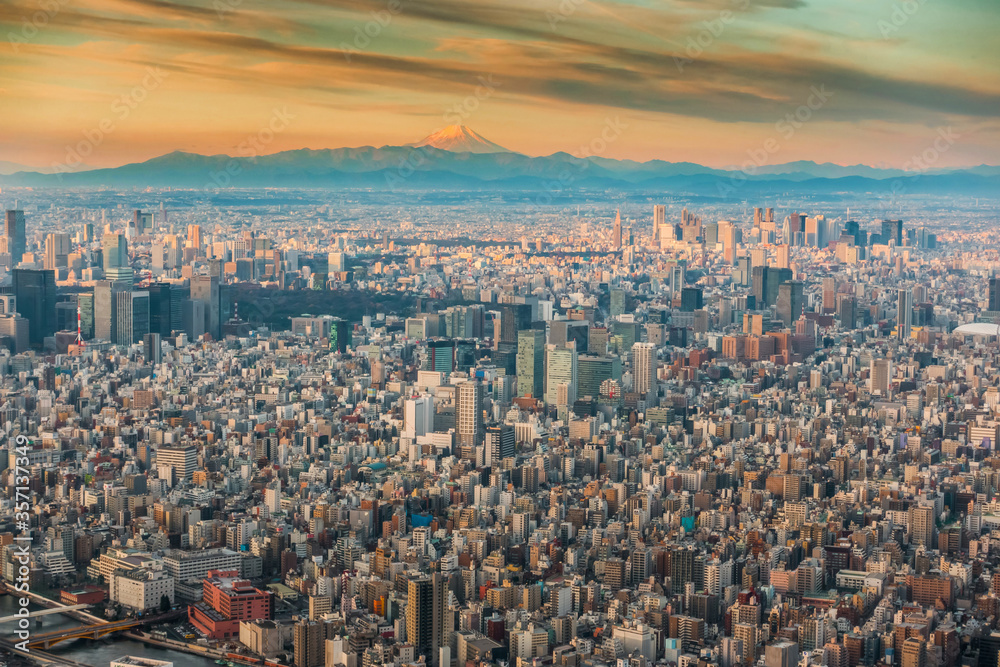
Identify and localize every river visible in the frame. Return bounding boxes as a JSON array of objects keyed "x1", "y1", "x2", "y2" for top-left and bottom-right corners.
[{"x1": 0, "y1": 594, "x2": 221, "y2": 667}]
